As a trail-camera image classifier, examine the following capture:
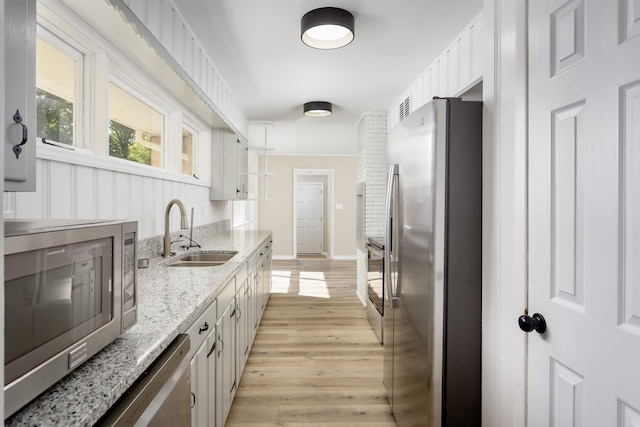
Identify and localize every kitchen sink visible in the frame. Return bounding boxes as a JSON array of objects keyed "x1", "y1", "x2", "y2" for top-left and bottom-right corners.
[{"x1": 167, "y1": 251, "x2": 238, "y2": 267}]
